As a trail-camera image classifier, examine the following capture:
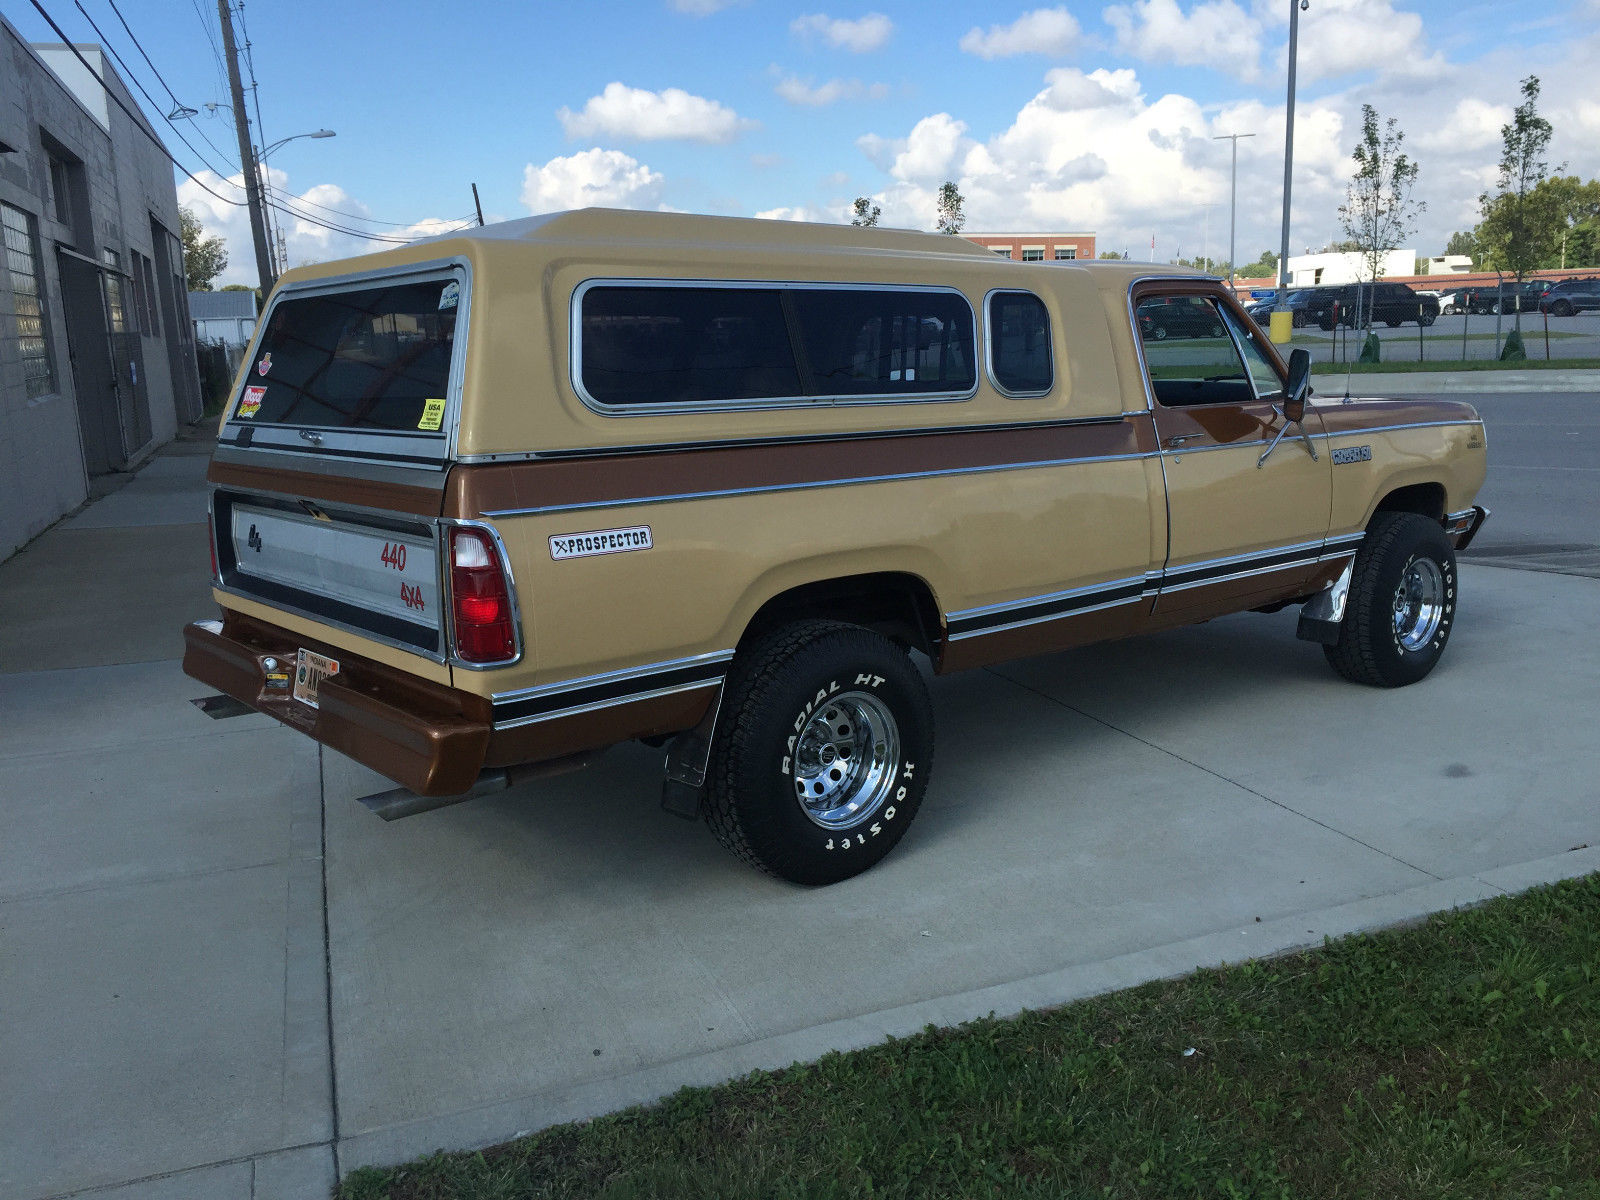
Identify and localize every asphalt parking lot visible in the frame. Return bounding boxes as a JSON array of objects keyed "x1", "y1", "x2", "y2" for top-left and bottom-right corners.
[
  {"x1": 3, "y1": 378, "x2": 1598, "y2": 1199},
  {"x1": 1289, "y1": 309, "x2": 1600, "y2": 364}
]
